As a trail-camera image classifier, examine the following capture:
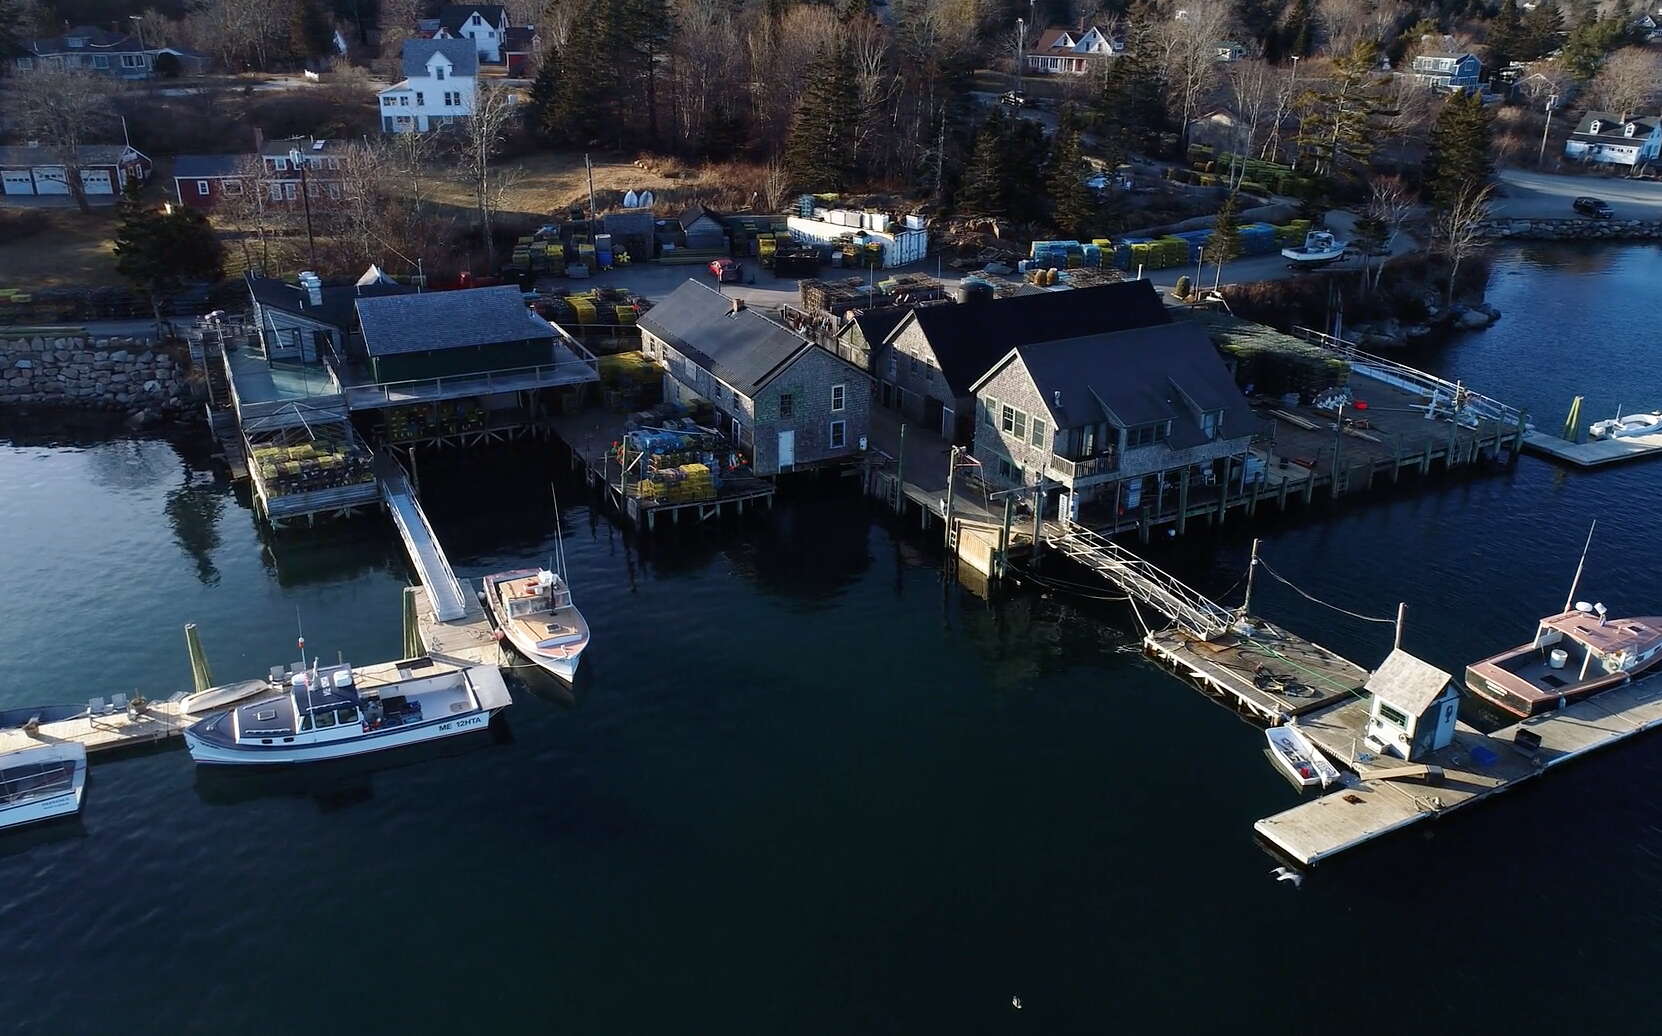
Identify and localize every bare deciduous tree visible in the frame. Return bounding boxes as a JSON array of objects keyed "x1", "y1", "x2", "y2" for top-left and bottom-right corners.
[
  {"x1": 219, "y1": 154, "x2": 296, "y2": 274},
  {"x1": 1223, "y1": 57, "x2": 1272, "y2": 190},
  {"x1": 1317, "y1": 0, "x2": 1374, "y2": 56},
  {"x1": 5, "y1": 68, "x2": 117, "y2": 215},
  {"x1": 457, "y1": 80, "x2": 520, "y2": 271},
  {"x1": 1367, "y1": 175, "x2": 1415, "y2": 289},
  {"x1": 1155, "y1": 0, "x2": 1232, "y2": 149},
  {"x1": 1259, "y1": 56, "x2": 1303, "y2": 163},
  {"x1": 761, "y1": 159, "x2": 790, "y2": 213},
  {"x1": 376, "y1": 0, "x2": 424, "y2": 74},
  {"x1": 1434, "y1": 181, "x2": 1492, "y2": 306},
  {"x1": 1591, "y1": 47, "x2": 1662, "y2": 122}
]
